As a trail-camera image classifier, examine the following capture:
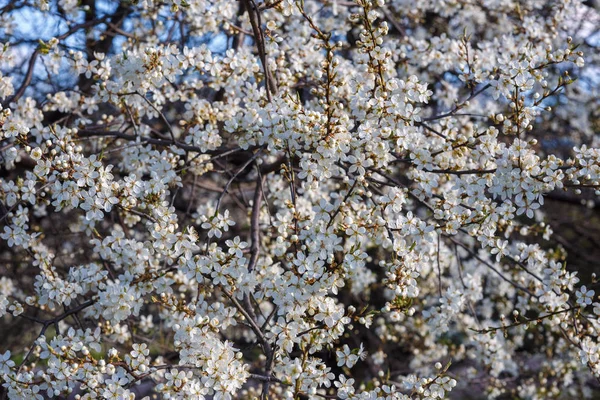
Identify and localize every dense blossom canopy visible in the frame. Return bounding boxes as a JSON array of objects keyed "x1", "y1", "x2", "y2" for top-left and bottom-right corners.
[{"x1": 0, "y1": 0, "x2": 599, "y2": 398}]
